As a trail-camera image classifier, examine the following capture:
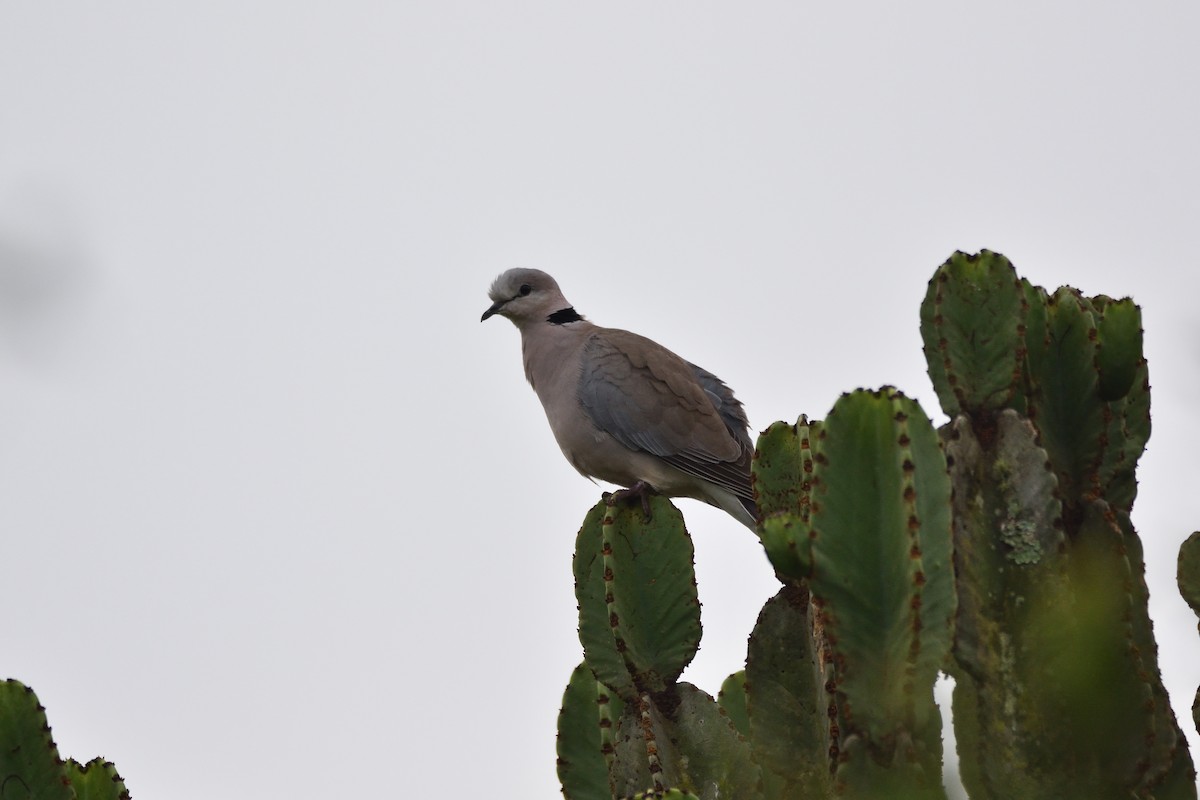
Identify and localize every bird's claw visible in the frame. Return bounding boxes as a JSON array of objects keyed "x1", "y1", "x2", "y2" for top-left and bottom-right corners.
[{"x1": 606, "y1": 480, "x2": 657, "y2": 522}]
